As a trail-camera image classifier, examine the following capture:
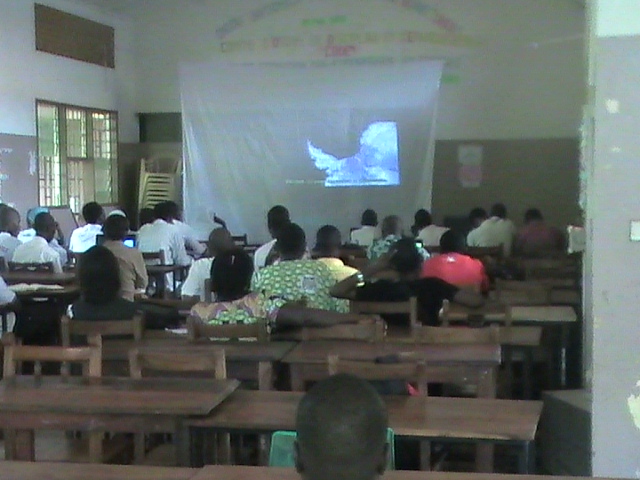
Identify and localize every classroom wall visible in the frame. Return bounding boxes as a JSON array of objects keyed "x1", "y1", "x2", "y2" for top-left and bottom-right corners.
[{"x1": 588, "y1": 1, "x2": 640, "y2": 477}]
